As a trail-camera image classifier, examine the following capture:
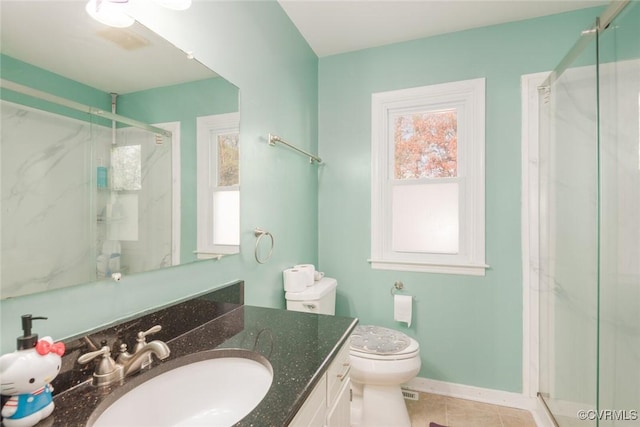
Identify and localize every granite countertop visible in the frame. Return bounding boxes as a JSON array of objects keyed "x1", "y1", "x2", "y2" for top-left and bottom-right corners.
[{"x1": 37, "y1": 283, "x2": 357, "y2": 427}]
